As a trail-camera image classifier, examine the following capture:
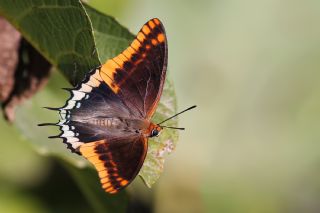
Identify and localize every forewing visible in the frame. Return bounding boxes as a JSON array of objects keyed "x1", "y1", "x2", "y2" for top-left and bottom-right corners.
[
  {"x1": 99, "y1": 18, "x2": 168, "y2": 119},
  {"x1": 79, "y1": 136, "x2": 148, "y2": 194}
]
